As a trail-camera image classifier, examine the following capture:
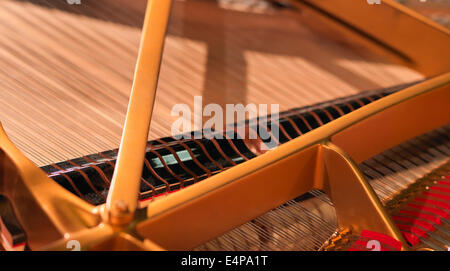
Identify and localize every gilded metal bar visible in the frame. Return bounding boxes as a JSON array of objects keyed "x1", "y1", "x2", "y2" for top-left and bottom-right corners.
[
  {"x1": 320, "y1": 142, "x2": 402, "y2": 242},
  {"x1": 0, "y1": 0, "x2": 448, "y2": 251},
  {"x1": 0, "y1": 124, "x2": 99, "y2": 250},
  {"x1": 137, "y1": 141, "x2": 407, "y2": 250},
  {"x1": 302, "y1": 0, "x2": 450, "y2": 76},
  {"x1": 90, "y1": 232, "x2": 165, "y2": 251},
  {"x1": 0, "y1": 0, "x2": 174, "y2": 250},
  {"x1": 104, "y1": 0, "x2": 172, "y2": 225},
  {"x1": 136, "y1": 73, "x2": 450, "y2": 250},
  {"x1": 332, "y1": 75, "x2": 450, "y2": 162}
]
